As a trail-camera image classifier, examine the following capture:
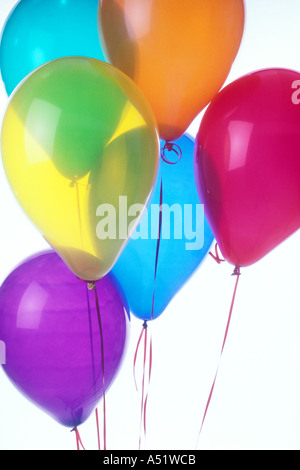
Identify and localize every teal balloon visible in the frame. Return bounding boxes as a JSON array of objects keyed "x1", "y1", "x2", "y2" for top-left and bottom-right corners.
[
  {"x1": 112, "y1": 135, "x2": 214, "y2": 322},
  {"x1": 0, "y1": 0, "x2": 106, "y2": 96}
]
